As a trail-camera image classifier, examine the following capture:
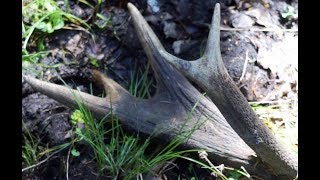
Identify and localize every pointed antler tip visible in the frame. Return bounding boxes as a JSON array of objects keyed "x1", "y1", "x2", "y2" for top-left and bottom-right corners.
[
  {"x1": 214, "y1": 3, "x2": 221, "y2": 15},
  {"x1": 22, "y1": 74, "x2": 33, "y2": 84},
  {"x1": 91, "y1": 69, "x2": 107, "y2": 85},
  {"x1": 127, "y1": 2, "x2": 134, "y2": 9},
  {"x1": 22, "y1": 74, "x2": 27, "y2": 81}
]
